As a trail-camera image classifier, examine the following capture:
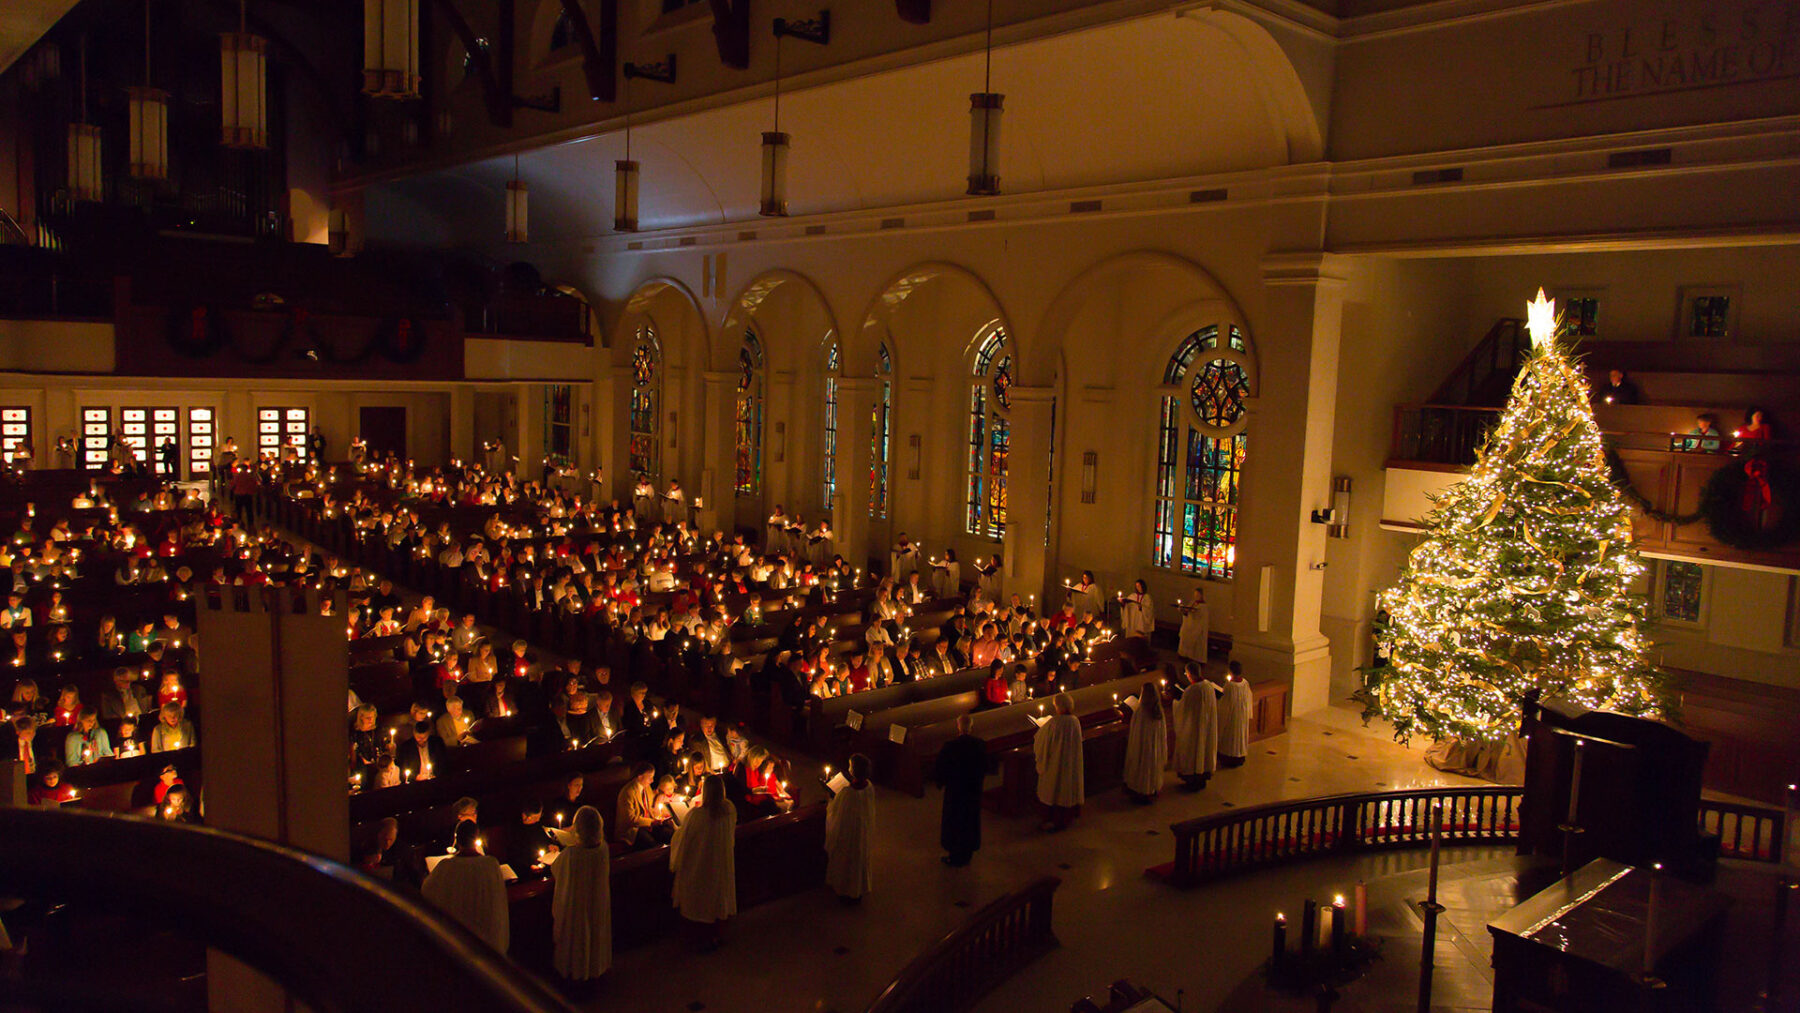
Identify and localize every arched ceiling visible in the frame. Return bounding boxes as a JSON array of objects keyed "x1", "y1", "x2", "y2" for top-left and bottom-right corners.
[{"x1": 369, "y1": 14, "x2": 1302, "y2": 245}]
